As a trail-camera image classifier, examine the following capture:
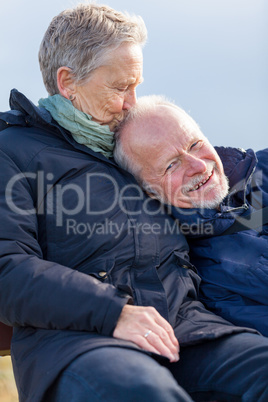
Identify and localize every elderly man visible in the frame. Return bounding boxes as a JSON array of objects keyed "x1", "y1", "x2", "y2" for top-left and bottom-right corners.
[{"x1": 114, "y1": 95, "x2": 268, "y2": 336}]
